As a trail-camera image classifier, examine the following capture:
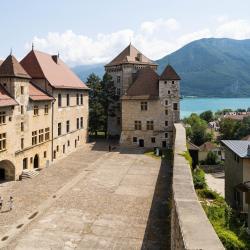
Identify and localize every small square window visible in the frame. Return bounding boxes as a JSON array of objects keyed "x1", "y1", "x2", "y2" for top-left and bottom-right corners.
[
  {"x1": 168, "y1": 90, "x2": 171, "y2": 94},
  {"x1": 133, "y1": 137, "x2": 137, "y2": 143},
  {"x1": 165, "y1": 100, "x2": 168, "y2": 106},
  {"x1": 172, "y1": 81, "x2": 175, "y2": 84},
  {"x1": 151, "y1": 137, "x2": 155, "y2": 143},
  {"x1": 165, "y1": 121, "x2": 168, "y2": 126},
  {"x1": 165, "y1": 133, "x2": 168, "y2": 138}
]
